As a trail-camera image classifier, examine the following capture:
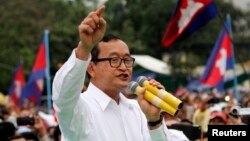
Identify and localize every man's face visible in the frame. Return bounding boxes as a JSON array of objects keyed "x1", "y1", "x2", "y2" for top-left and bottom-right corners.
[{"x1": 89, "y1": 39, "x2": 133, "y2": 91}]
